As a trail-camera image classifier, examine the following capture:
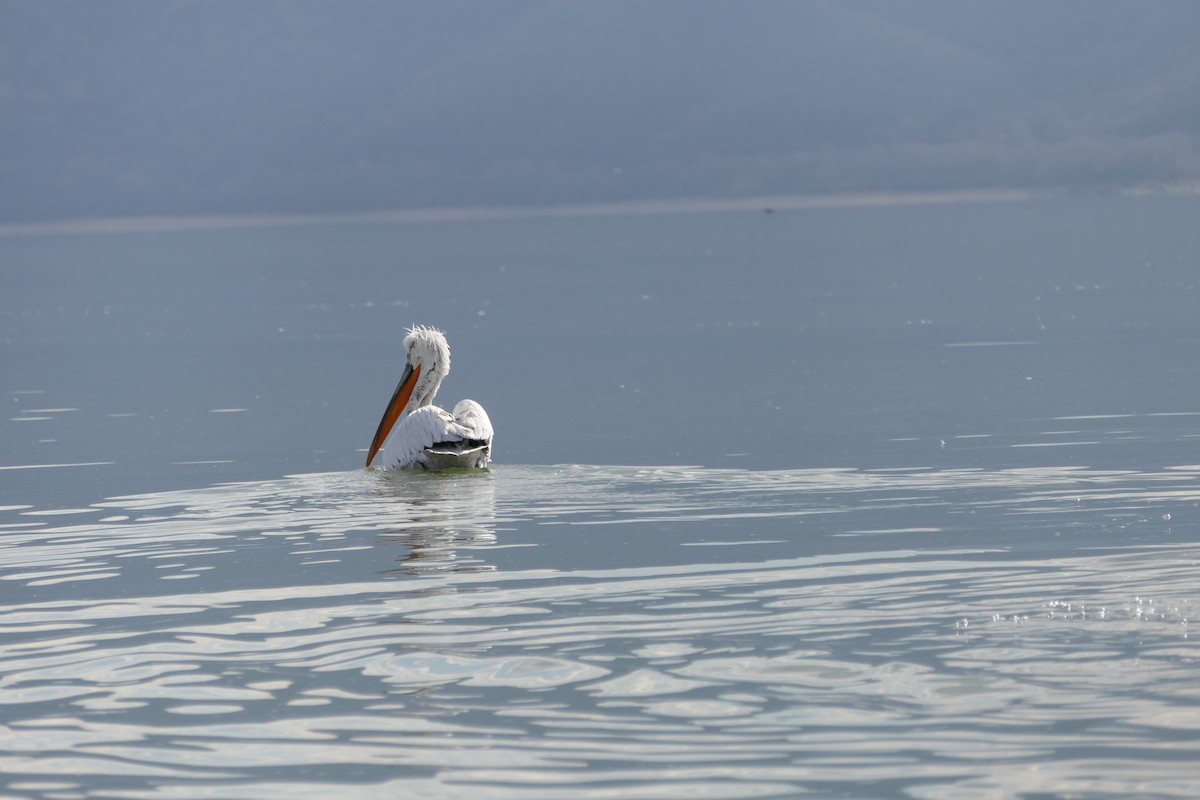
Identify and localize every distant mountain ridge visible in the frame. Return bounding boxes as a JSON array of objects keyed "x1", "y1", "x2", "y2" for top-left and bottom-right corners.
[{"x1": 2, "y1": 0, "x2": 1197, "y2": 223}]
